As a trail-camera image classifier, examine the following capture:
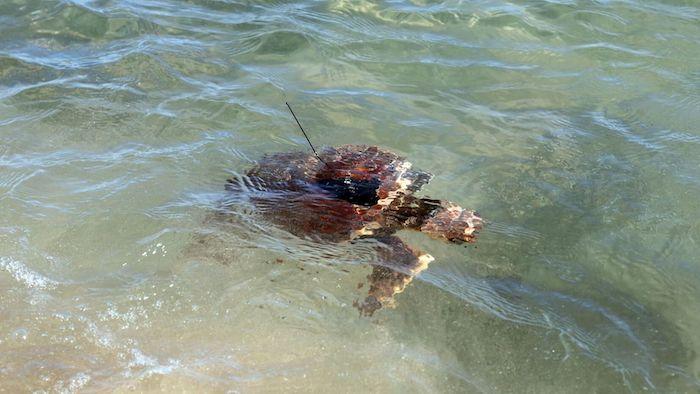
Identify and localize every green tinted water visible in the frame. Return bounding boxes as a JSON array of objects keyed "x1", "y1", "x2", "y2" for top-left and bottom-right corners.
[{"x1": 1, "y1": 0, "x2": 699, "y2": 392}]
